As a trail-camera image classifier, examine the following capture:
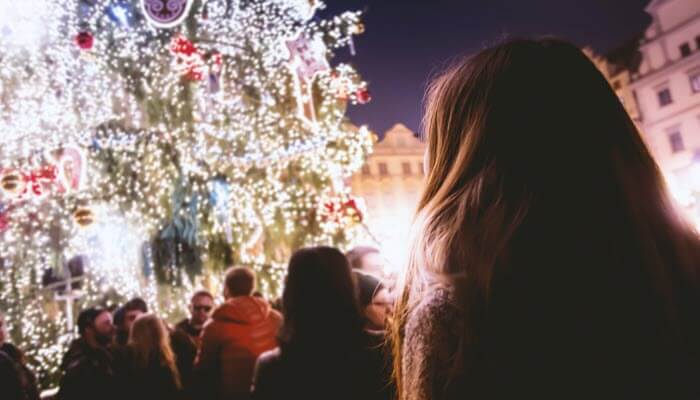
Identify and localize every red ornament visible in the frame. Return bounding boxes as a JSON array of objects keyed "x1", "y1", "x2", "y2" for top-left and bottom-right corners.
[
  {"x1": 356, "y1": 88, "x2": 371, "y2": 104},
  {"x1": 171, "y1": 34, "x2": 198, "y2": 57},
  {"x1": 75, "y1": 31, "x2": 94, "y2": 50},
  {"x1": 170, "y1": 34, "x2": 206, "y2": 81},
  {"x1": 321, "y1": 196, "x2": 364, "y2": 224}
]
